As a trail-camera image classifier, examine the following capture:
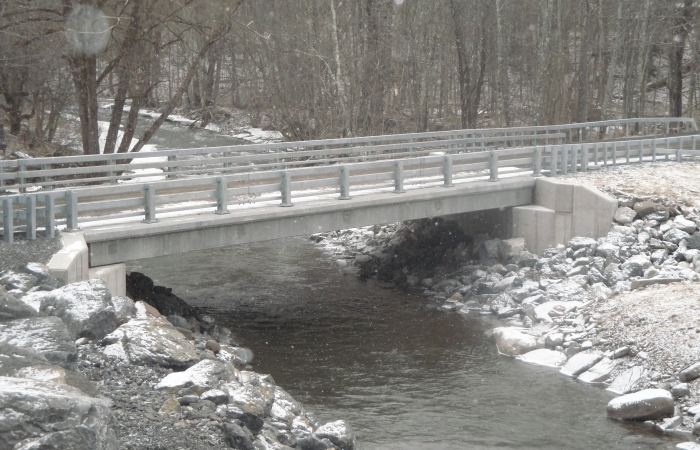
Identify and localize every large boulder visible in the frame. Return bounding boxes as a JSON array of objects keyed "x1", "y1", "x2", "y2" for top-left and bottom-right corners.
[
  {"x1": 314, "y1": 420, "x2": 356, "y2": 450},
  {"x1": 0, "y1": 376, "x2": 118, "y2": 450},
  {"x1": 155, "y1": 359, "x2": 237, "y2": 394},
  {"x1": 18, "y1": 262, "x2": 63, "y2": 291},
  {"x1": 679, "y1": 362, "x2": 700, "y2": 382},
  {"x1": 0, "y1": 317, "x2": 77, "y2": 370},
  {"x1": 606, "y1": 389, "x2": 675, "y2": 421},
  {"x1": 492, "y1": 327, "x2": 542, "y2": 356},
  {"x1": 103, "y1": 317, "x2": 199, "y2": 368},
  {"x1": 605, "y1": 226, "x2": 638, "y2": 247},
  {"x1": 0, "y1": 287, "x2": 37, "y2": 322},
  {"x1": 40, "y1": 279, "x2": 117, "y2": 340}
]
